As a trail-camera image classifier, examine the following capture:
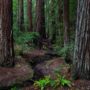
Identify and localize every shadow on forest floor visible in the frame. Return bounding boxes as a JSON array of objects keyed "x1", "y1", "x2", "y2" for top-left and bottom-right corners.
[{"x1": 0, "y1": 49, "x2": 90, "y2": 90}]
